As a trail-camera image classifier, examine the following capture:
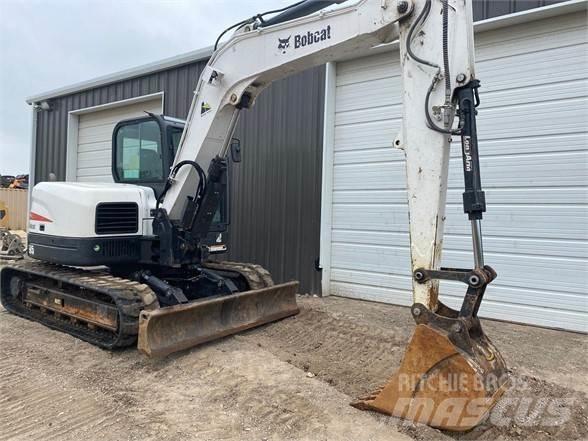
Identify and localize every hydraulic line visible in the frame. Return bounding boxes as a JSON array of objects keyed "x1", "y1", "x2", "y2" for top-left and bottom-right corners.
[
  {"x1": 214, "y1": 0, "x2": 306, "y2": 50},
  {"x1": 156, "y1": 159, "x2": 207, "y2": 215},
  {"x1": 442, "y1": 0, "x2": 452, "y2": 127},
  {"x1": 406, "y1": 0, "x2": 460, "y2": 135}
]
